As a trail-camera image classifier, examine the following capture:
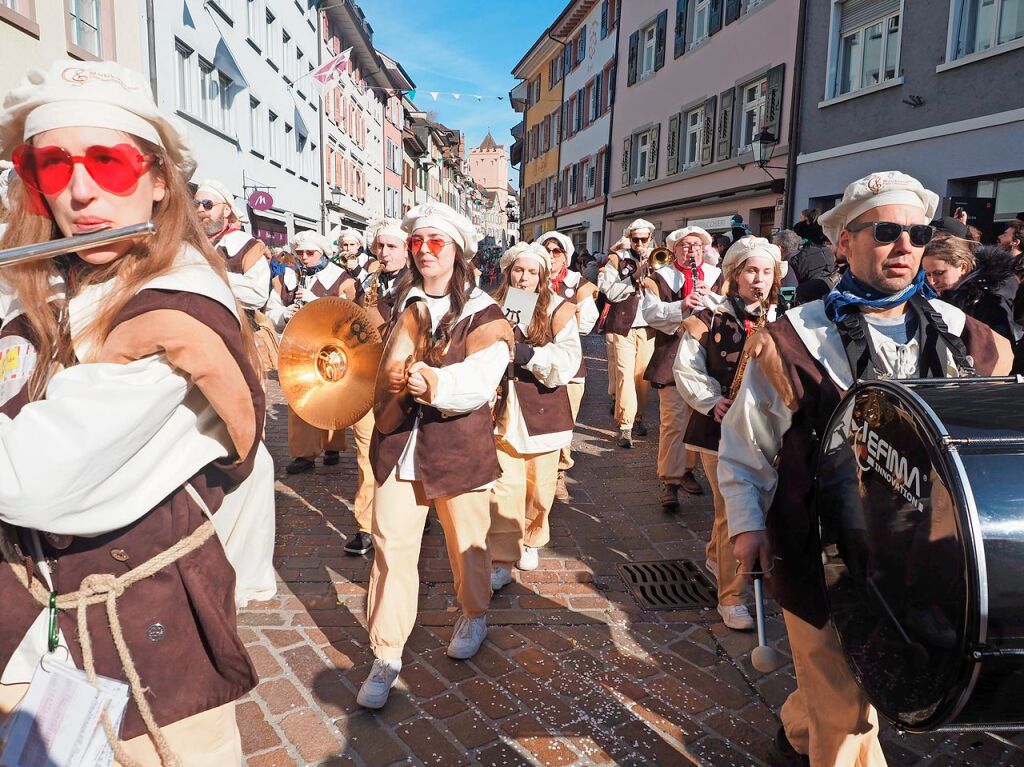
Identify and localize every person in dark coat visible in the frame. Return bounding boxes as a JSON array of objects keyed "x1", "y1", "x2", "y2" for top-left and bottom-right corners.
[{"x1": 792, "y1": 208, "x2": 826, "y2": 245}]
